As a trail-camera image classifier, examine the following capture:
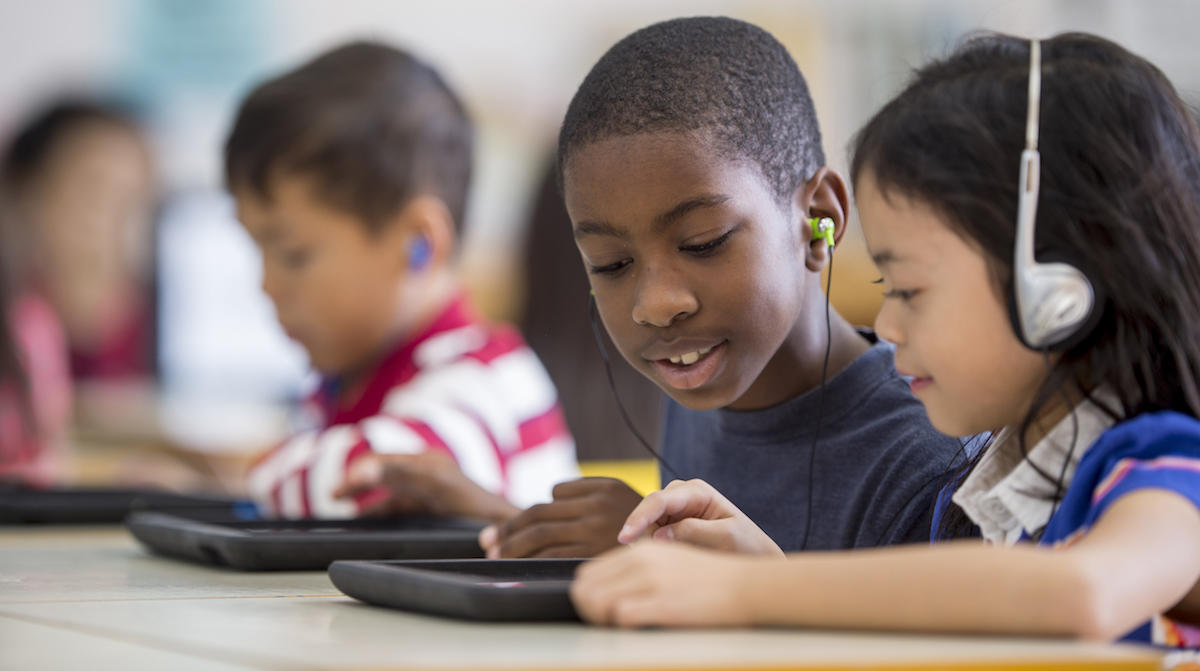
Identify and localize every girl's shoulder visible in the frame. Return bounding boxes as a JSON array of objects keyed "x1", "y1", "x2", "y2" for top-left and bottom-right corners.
[
  {"x1": 1089, "y1": 410, "x2": 1200, "y2": 464},
  {"x1": 1050, "y1": 410, "x2": 1200, "y2": 546}
]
